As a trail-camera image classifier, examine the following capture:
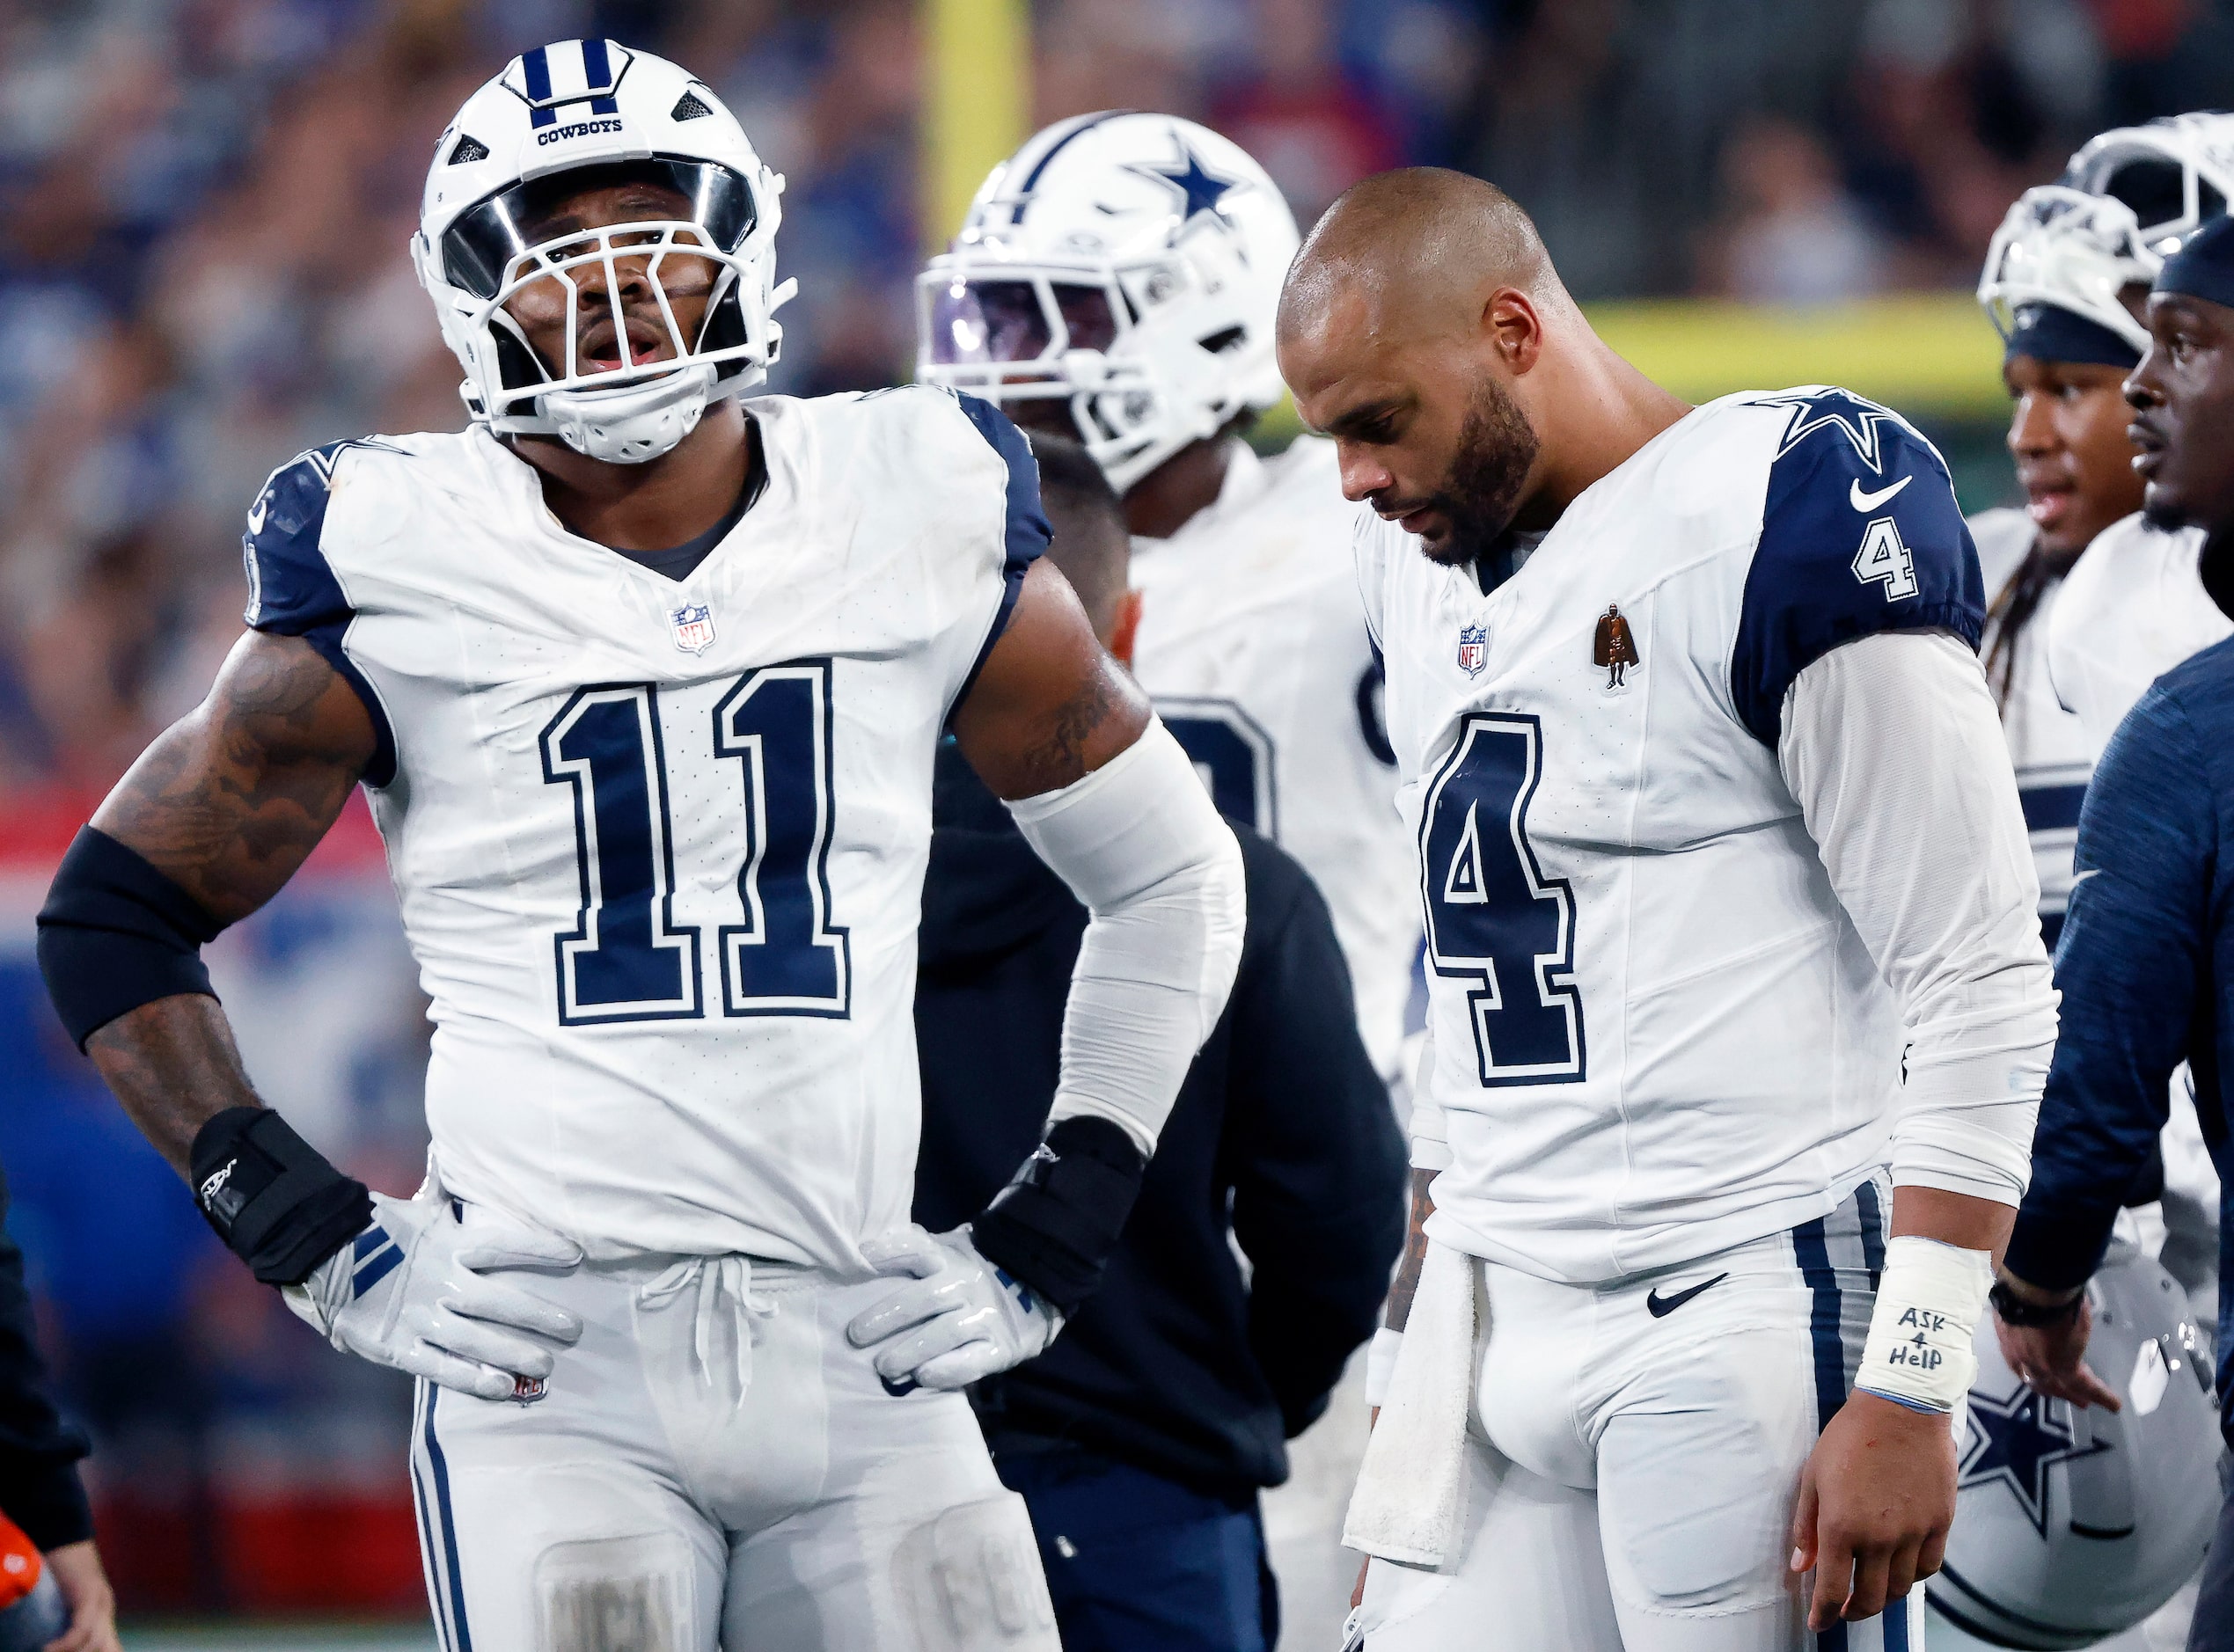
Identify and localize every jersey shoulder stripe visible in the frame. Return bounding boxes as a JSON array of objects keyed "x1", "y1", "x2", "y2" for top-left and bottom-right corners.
[
  {"x1": 939, "y1": 389, "x2": 1052, "y2": 713},
  {"x1": 1730, "y1": 388, "x2": 1984, "y2": 746},
  {"x1": 241, "y1": 438, "x2": 404, "y2": 786}
]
